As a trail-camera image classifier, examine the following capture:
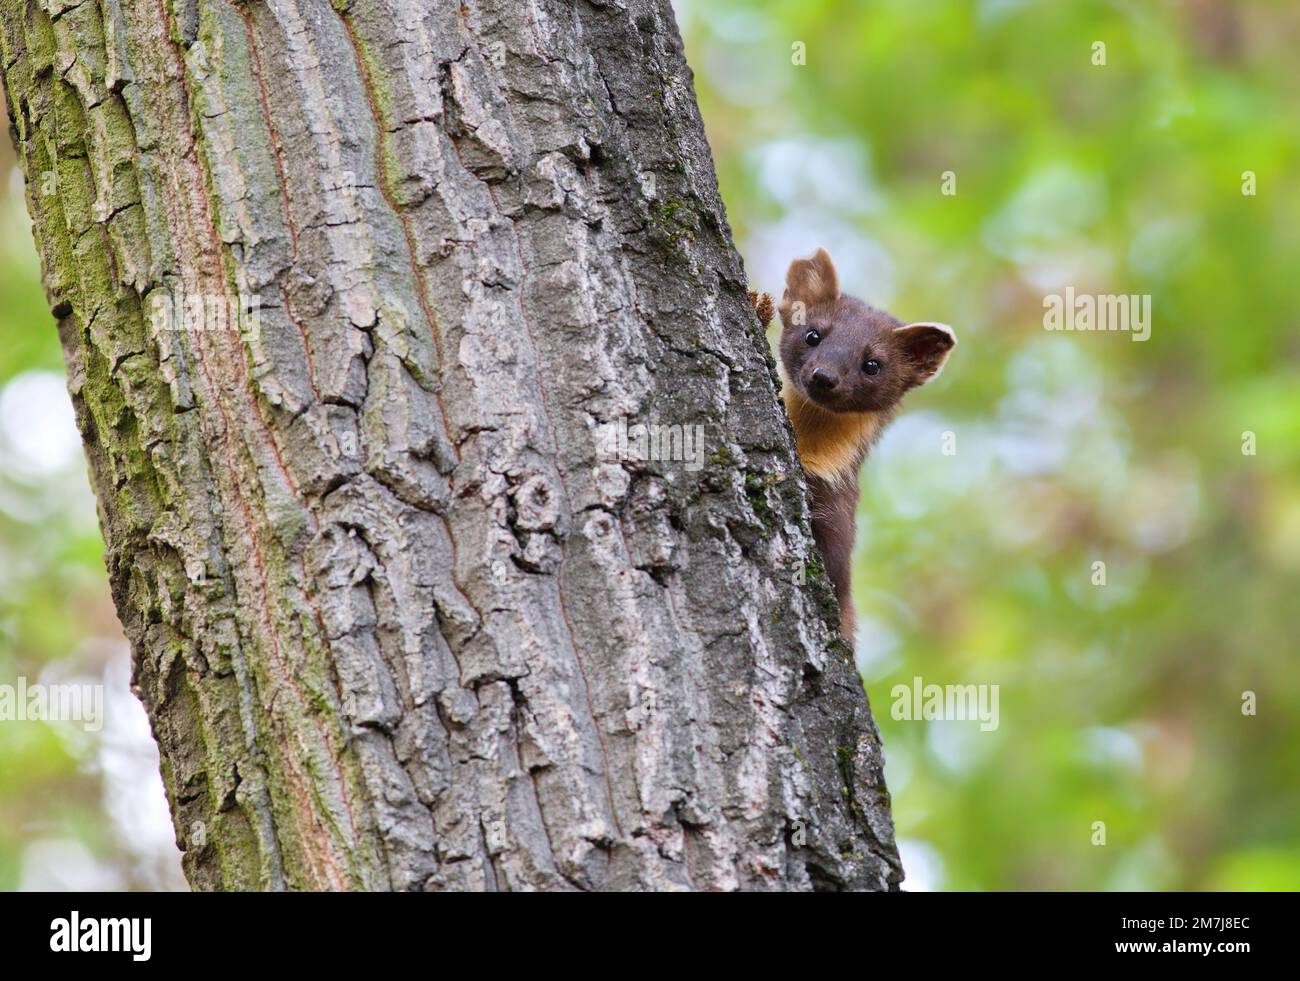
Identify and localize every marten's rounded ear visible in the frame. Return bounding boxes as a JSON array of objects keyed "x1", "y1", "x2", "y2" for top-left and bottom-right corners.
[
  {"x1": 779, "y1": 248, "x2": 840, "y2": 326},
  {"x1": 894, "y1": 322, "x2": 956, "y2": 386}
]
